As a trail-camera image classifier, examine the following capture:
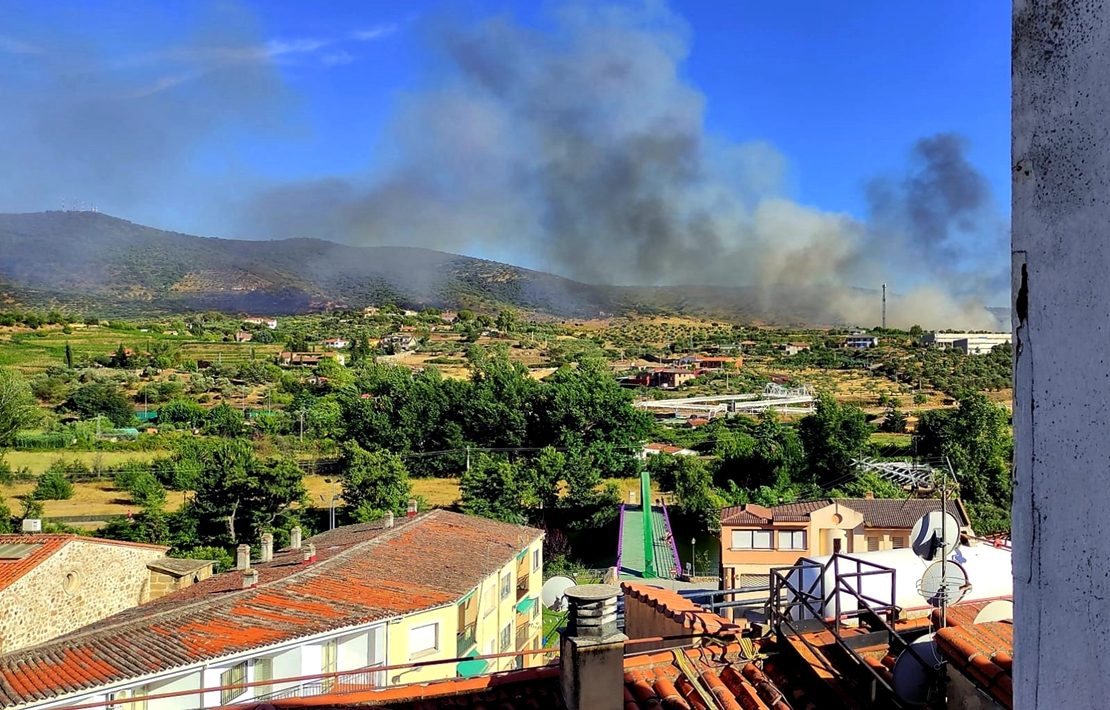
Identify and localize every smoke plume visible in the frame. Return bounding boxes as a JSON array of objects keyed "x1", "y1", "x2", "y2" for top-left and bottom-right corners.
[
  {"x1": 236, "y1": 3, "x2": 1005, "y2": 328},
  {"x1": 0, "y1": 1, "x2": 1006, "y2": 329}
]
